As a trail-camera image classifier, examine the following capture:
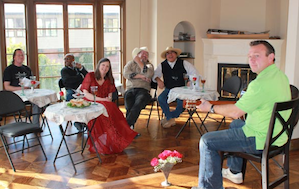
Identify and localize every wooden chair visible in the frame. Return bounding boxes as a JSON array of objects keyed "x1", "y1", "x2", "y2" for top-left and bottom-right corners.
[
  {"x1": 220, "y1": 94, "x2": 299, "y2": 189},
  {"x1": 0, "y1": 91, "x2": 47, "y2": 172}
]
